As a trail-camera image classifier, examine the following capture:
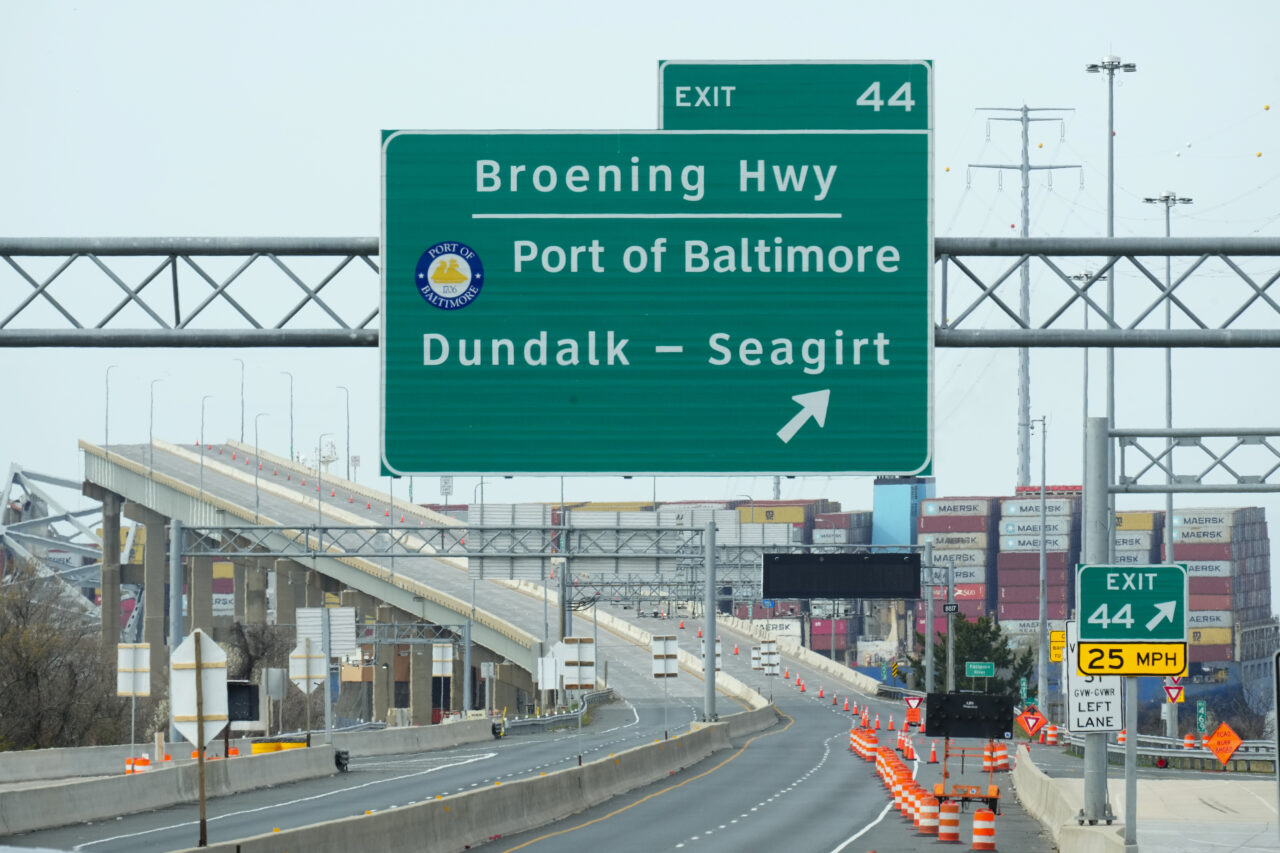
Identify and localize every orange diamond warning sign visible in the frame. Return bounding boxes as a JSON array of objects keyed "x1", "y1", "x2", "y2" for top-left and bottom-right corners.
[
  {"x1": 1016, "y1": 704, "x2": 1048, "y2": 739},
  {"x1": 1204, "y1": 722, "x2": 1242, "y2": 766}
]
